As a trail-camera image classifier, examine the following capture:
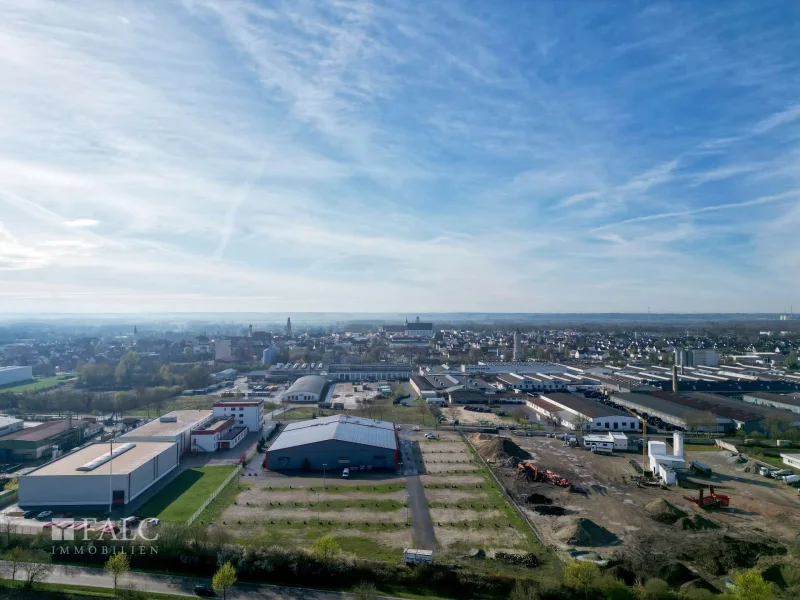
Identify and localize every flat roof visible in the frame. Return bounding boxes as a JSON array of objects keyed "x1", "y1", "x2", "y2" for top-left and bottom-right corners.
[
  {"x1": 214, "y1": 399, "x2": 264, "y2": 407},
  {"x1": 195, "y1": 418, "x2": 233, "y2": 434},
  {"x1": 542, "y1": 393, "x2": 631, "y2": 419},
  {"x1": 0, "y1": 419, "x2": 91, "y2": 442},
  {"x1": 27, "y1": 442, "x2": 176, "y2": 476},
  {"x1": 119, "y1": 410, "x2": 212, "y2": 439},
  {"x1": 743, "y1": 391, "x2": 800, "y2": 408}
]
